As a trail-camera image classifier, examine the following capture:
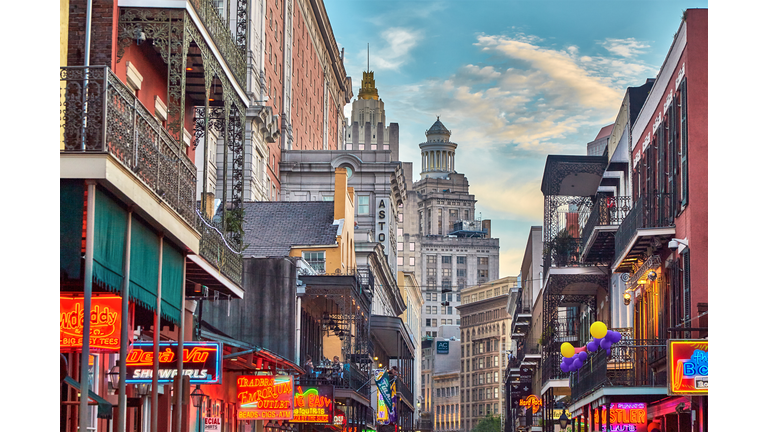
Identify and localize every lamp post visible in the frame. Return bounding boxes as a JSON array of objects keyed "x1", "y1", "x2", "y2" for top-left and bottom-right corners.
[
  {"x1": 558, "y1": 410, "x2": 569, "y2": 430},
  {"x1": 107, "y1": 362, "x2": 120, "y2": 395},
  {"x1": 191, "y1": 385, "x2": 206, "y2": 432}
]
